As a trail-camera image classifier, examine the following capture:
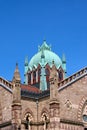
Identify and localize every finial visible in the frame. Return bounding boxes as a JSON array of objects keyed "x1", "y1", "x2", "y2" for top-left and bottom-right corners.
[
  {"x1": 43, "y1": 39, "x2": 47, "y2": 46},
  {"x1": 62, "y1": 53, "x2": 66, "y2": 63},
  {"x1": 16, "y1": 62, "x2": 18, "y2": 66},
  {"x1": 25, "y1": 56, "x2": 28, "y2": 66},
  {"x1": 43, "y1": 36, "x2": 46, "y2": 42},
  {"x1": 43, "y1": 39, "x2": 46, "y2": 42}
]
